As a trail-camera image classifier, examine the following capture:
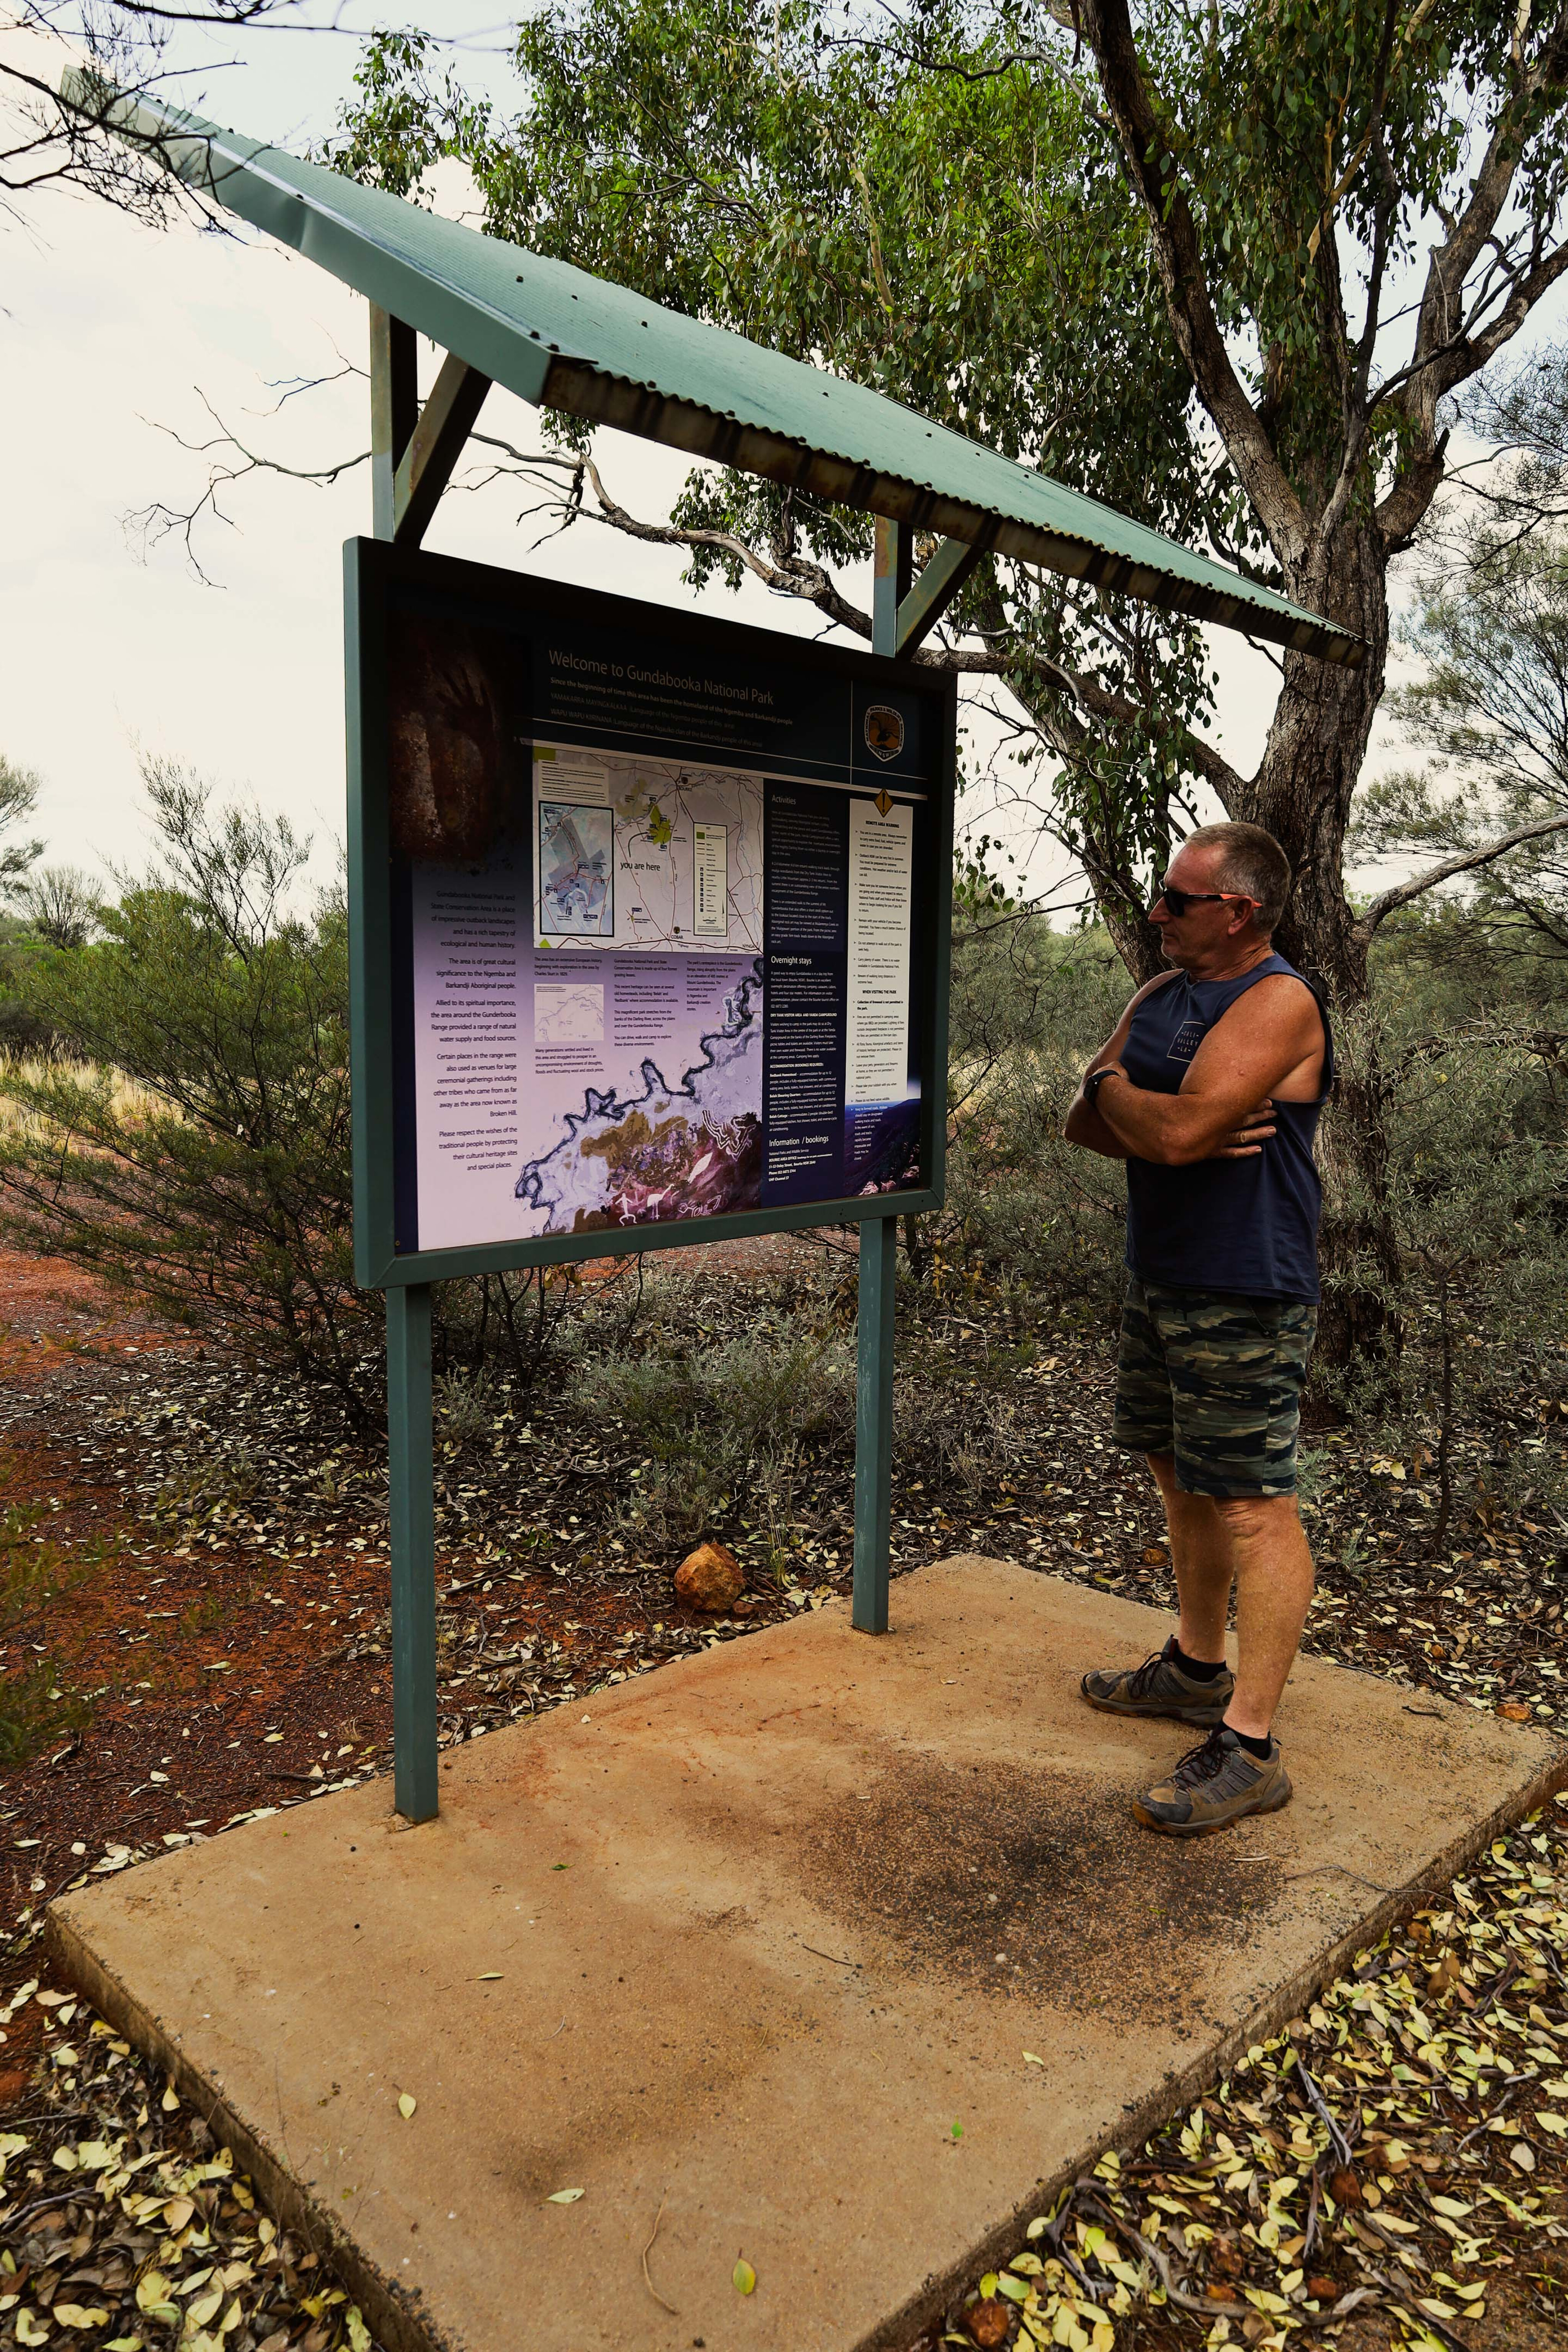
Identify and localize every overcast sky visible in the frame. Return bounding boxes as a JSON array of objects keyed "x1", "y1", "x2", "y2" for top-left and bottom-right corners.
[{"x1": 0, "y1": 7, "x2": 1529, "y2": 903}]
